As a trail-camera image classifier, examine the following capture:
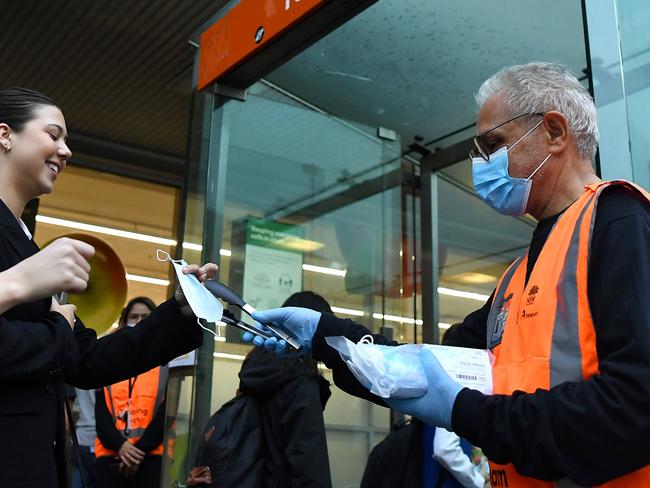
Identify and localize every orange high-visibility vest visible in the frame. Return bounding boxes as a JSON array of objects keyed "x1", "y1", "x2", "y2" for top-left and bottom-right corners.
[
  {"x1": 486, "y1": 180, "x2": 650, "y2": 487},
  {"x1": 95, "y1": 366, "x2": 168, "y2": 457}
]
